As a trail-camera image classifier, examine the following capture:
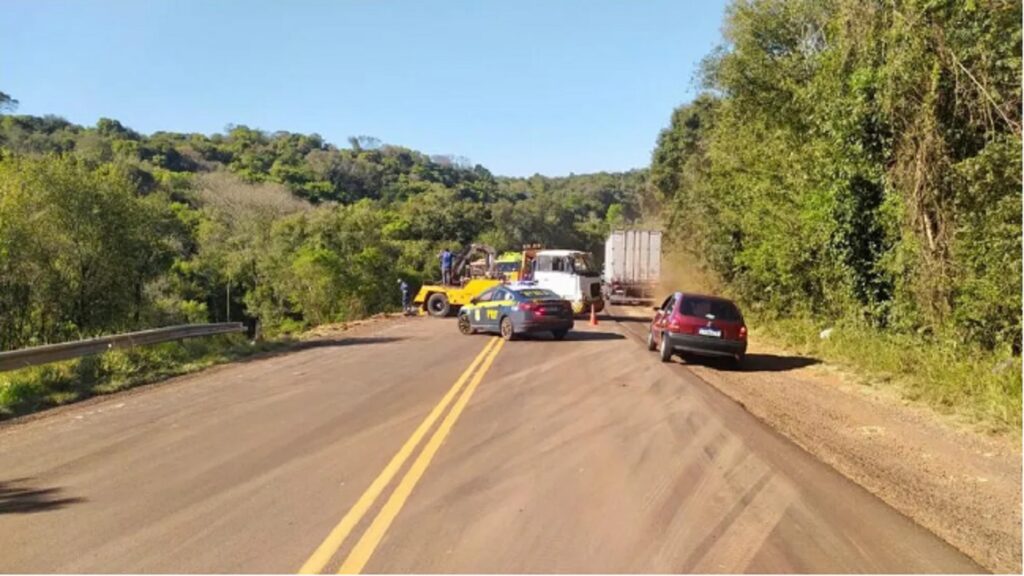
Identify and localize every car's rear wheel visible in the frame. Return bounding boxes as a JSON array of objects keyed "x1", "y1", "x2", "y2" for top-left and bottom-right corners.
[
  {"x1": 659, "y1": 333, "x2": 673, "y2": 362},
  {"x1": 500, "y1": 317, "x2": 516, "y2": 341},
  {"x1": 426, "y1": 293, "x2": 450, "y2": 317},
  {"x1": 646, "y1": 330, "x2": 656, "y2": 351},
  {"x1": 552, "y1": 328, "x2": 568, "y2": 341},
  {"x1": 457, "y1": 314, "x2": 473, "y2": 335}
]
